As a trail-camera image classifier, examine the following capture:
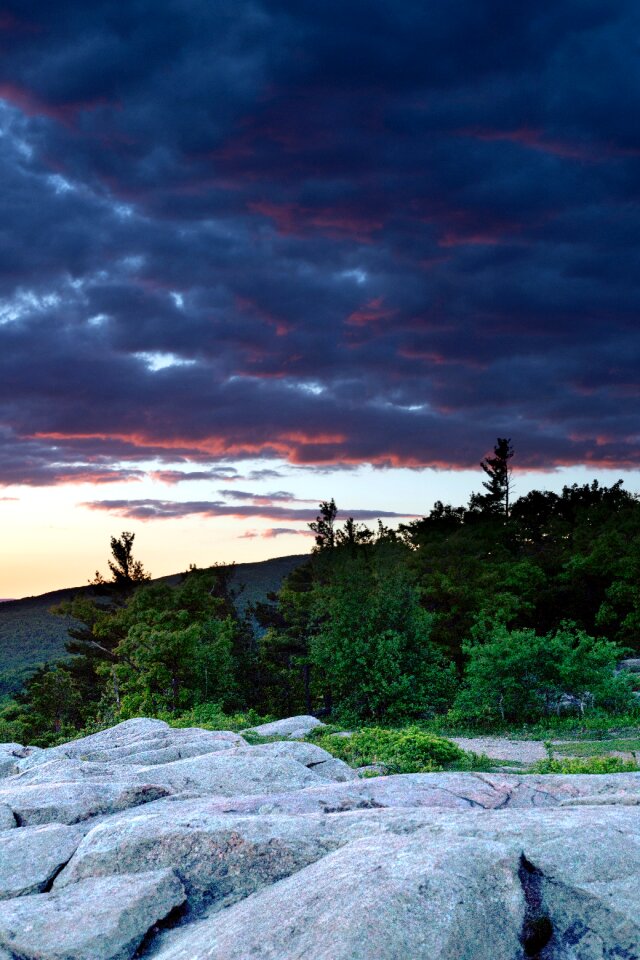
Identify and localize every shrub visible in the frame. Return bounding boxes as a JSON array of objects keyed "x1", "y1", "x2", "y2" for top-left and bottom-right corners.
[
  {"x1": 311, "y1": 726, "x2": 466, "y2": 773},
  {"x1": 532, "y1": 755, "x2": 639, "y2": 774},
  {"x1": 456, "y1": 622, "x2": 634, "y2": 723},
  {"x1": 166, "y1": 702, "x2": 272, "y2": 732}
]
